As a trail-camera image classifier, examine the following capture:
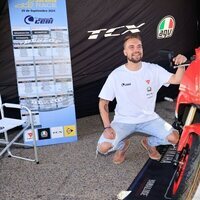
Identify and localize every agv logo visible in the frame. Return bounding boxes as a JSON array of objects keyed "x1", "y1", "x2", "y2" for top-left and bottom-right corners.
[{"x1": 157, "y1": 16, "x2": 175, "y2": 39}]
